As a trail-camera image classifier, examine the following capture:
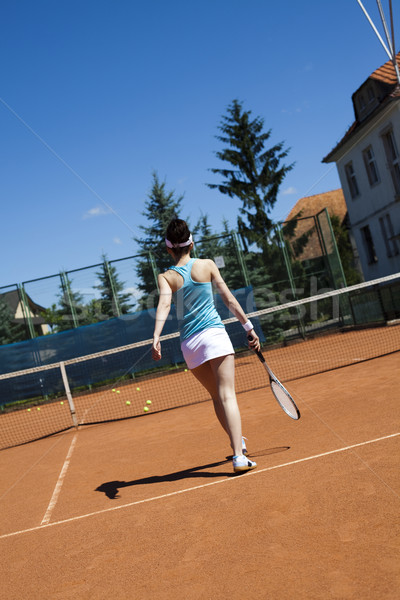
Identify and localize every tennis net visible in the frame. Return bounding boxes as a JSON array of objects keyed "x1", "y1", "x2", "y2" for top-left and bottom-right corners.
[{"x1": 1, "y1": 273, "x2": 399, "y2": 450}]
